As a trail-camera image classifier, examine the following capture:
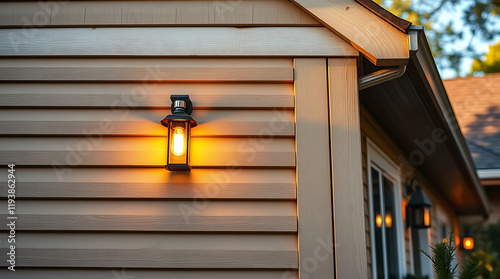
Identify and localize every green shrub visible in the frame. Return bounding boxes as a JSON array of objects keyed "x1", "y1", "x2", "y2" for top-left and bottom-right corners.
[{"x1": 418, "y1": 230, "x2": 480, "y2": 279}]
